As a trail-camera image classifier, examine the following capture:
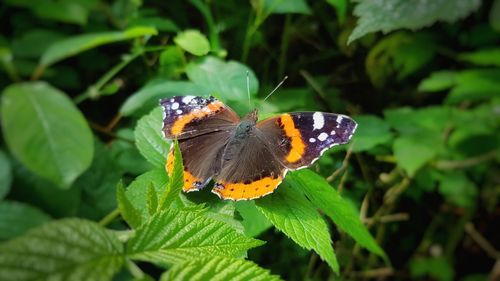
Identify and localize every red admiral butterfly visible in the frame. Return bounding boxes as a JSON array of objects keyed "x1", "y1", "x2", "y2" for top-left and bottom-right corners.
[{"x1": 161, "y1": 96, "x2": 357, "y2": 200}]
